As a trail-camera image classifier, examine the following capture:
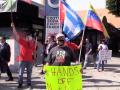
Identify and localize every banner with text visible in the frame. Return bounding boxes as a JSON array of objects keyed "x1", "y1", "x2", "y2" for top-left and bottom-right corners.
[
  {"x1": 99, "y1": 50, "x2": 112, "y2": 60},
  {"x1": 0, "y1": 0, "x2": 17, "y2": 12},
  {"x1": 46, "y1": 16, "x2": 59, "y2": 40},
  {"x1": 44, "y1": 65, "x2": 82, "y2": 90}
]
